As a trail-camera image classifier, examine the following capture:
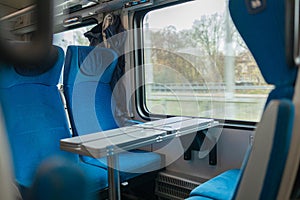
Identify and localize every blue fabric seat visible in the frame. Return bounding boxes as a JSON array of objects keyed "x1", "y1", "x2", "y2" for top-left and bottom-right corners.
[
  {"x1": 189, "y1": 169, "x2": 240, "y2": 200},
  {"x1": 63, "y1": 45, "x2": 162, "y2": 181},
  {"x1": 186, "y1": 196, "x2": 213, "y2": 200},
  {"x1": 29, "y1": 157, "x2": 90, "y2": 200},
  {"x1": 230, "y1": 0, "x2": 298, "y2": 103},
  {"x1": 0, "y1": 46, "x2": 108, "y2": 194},
  {"x1": 188, "y1": 100, "x2": 294, "y2": 199},
  {"x1": 187, "y1": 0, "x2": 298, "y2": 199}
]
